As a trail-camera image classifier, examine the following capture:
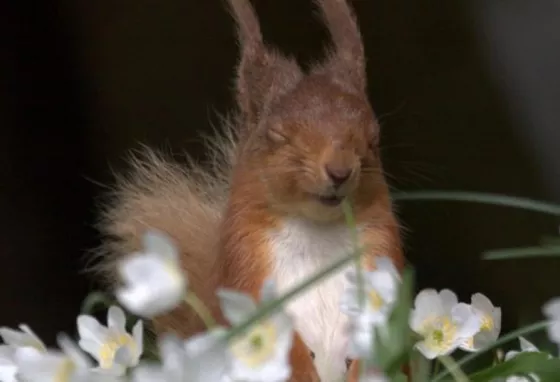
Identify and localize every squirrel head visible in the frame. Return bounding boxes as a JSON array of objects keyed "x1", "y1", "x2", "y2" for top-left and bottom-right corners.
[{"x1": 227, "y1": 0, "x2": 388, "y2": 223}]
